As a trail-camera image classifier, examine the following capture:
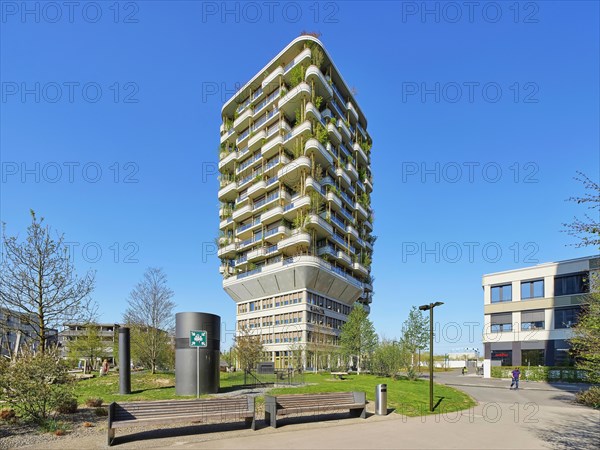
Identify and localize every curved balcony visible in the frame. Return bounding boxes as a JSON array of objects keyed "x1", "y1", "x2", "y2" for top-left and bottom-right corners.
[
  {"x1": 247, "y1": 180, "x2": 267, "y2": 198},
  {"x1": 307, "y1": 213, "x2": 333, "y2": 238},
  {"x1": 364, "y1": 177, "x2": 373, "y2": 193},
  {"x1": 353, "y1": 142, "x2": 368, "y2": 166},
  {"x1": 338, "y1": 120, "x2": 351, "y2": 142},
  {"x1": 305, "y1": 65, "x2": 333, "y2": 99},
  {"x1": 262, "y1": 66, "x2": 284, "y2": 90},
  {"x1": 261, "y1": 205, "x2": 284, "y2": 225},
  {"x1": 337, "y1": 251, "x2": 352, "y2": 267},
  {"x1": 317, "y1": 244, "x2": 336, "y2": 259},
  {"x1": 261, "y1": 134, "x2": 283, "y2": 159},
  {"x1": 232, "y1": 203, "x2": 252, "y2": 222},
  {"x1": 264, "y1": 225, "x2": 288, "y2": 243},
  {"x1": 364, "y1": 239, "x2": 373, "y2": 251},
  {"x1": 346, "y1": 162, "x2": 358, "y2": 180},
  {"x1": 282, "y1": 120, "x2": 312, "y2": 152},
  {"x1": 279, "y1": 82, "x2": 311, "y2": 116},
  {"x1": 352, "y1": 262, "x2": 369, "y2": 277},
  {"x1": 305, "y1": 102, "x2": 322, "y2": 123},
  {"x1": 305, "y1": 138, "x2": 334, "y2": 167},
  {"x1": 219, "y1": 216, "x2": 233, "y2": 231},
  {"x1": 326, "y1": 191, "x2": 343, "y2": 210},
  {"x1": 335, "y1": 167, "x2": 352, "y2": 189},
  {"x1": 346, "y1": 101, "x2": 359, "y2": 122},
  {"x1": 346, "y1": 225, "x2": 359, "y2": 241},
  {"x1": 218, "y1": 181, "x2": 237, "y2": 202},
  {"x1": 218, "y1": 242, "x2": 237, "y2": 258},
  {"x1": 327, "y1": 122, "x2": 342, "y2": 145},
  {"x1": 220, "y1": 128, "x2": 236, "y2": 145},
  {"x1": 235, "y1": 217, "x2": 261, "y2": 238},
  {"x1": 247, "y1": 247, "x2": 267, "y2": 262},
  {"x1": 277, "y1": 230, "x2": 310, "y2": 254},
  {"x1": 364, "y1": 219, "x2": 373, "y2": 232},
  {"x1": 233, "y1": 107, "x2": 252, "y2": 131},
  {"x1": 218, "y1": 151, "x2": 238, "y2": 171},
  {"x1": 305, "y1": 176, "x2": 322, "y2": 194},
  {"x1": 355, "y1": 202, "x2": 368, "y2": 220},
  {"x1": 248, "y1": 129, "x2": 266, "y2": 151},
  {"x1": 277, "y1": 156, "x2": 311, "y2": 186},
  {"x1": 282, "y1": 195, "x2": 311, "y2": 221}
]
